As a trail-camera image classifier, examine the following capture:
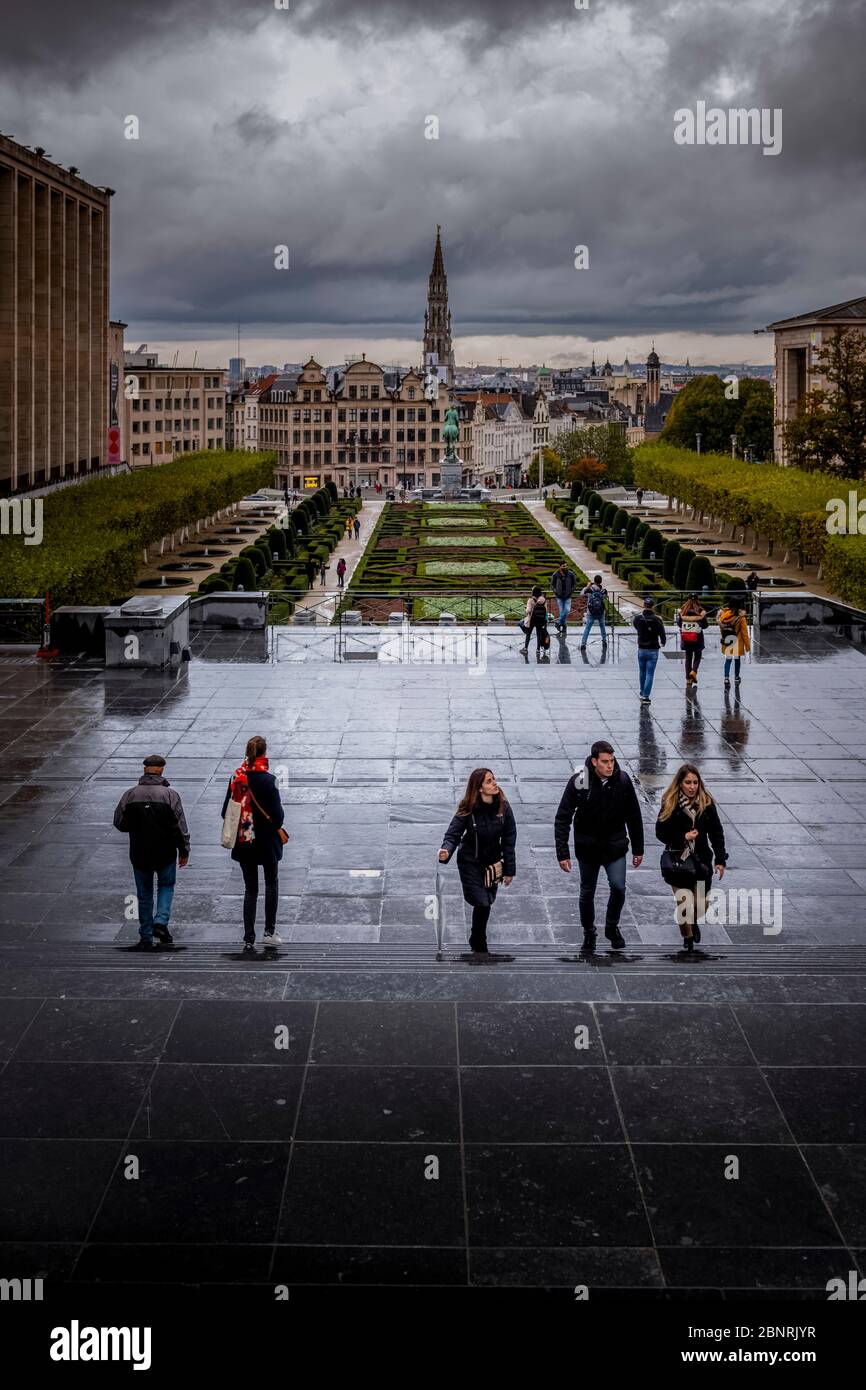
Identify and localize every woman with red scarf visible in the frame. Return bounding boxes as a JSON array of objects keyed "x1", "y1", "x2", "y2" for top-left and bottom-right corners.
[{"x1": 221, "y1": 735, "x2": 287, "y2": 949}]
